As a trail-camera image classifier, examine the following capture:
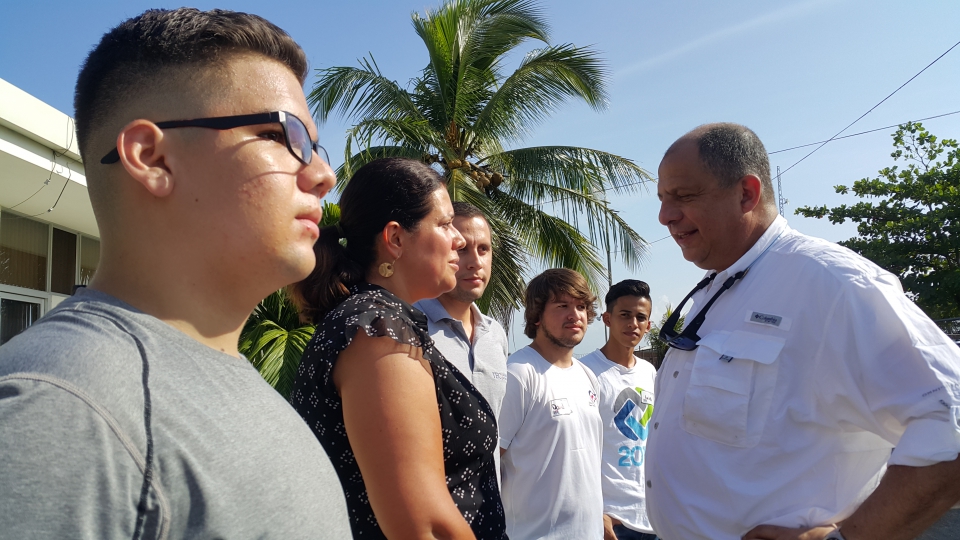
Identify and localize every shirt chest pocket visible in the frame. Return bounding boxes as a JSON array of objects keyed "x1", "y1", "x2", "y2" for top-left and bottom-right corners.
[{"x1": 681, "y1": 330, "x2": 784, "y2": 448}]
